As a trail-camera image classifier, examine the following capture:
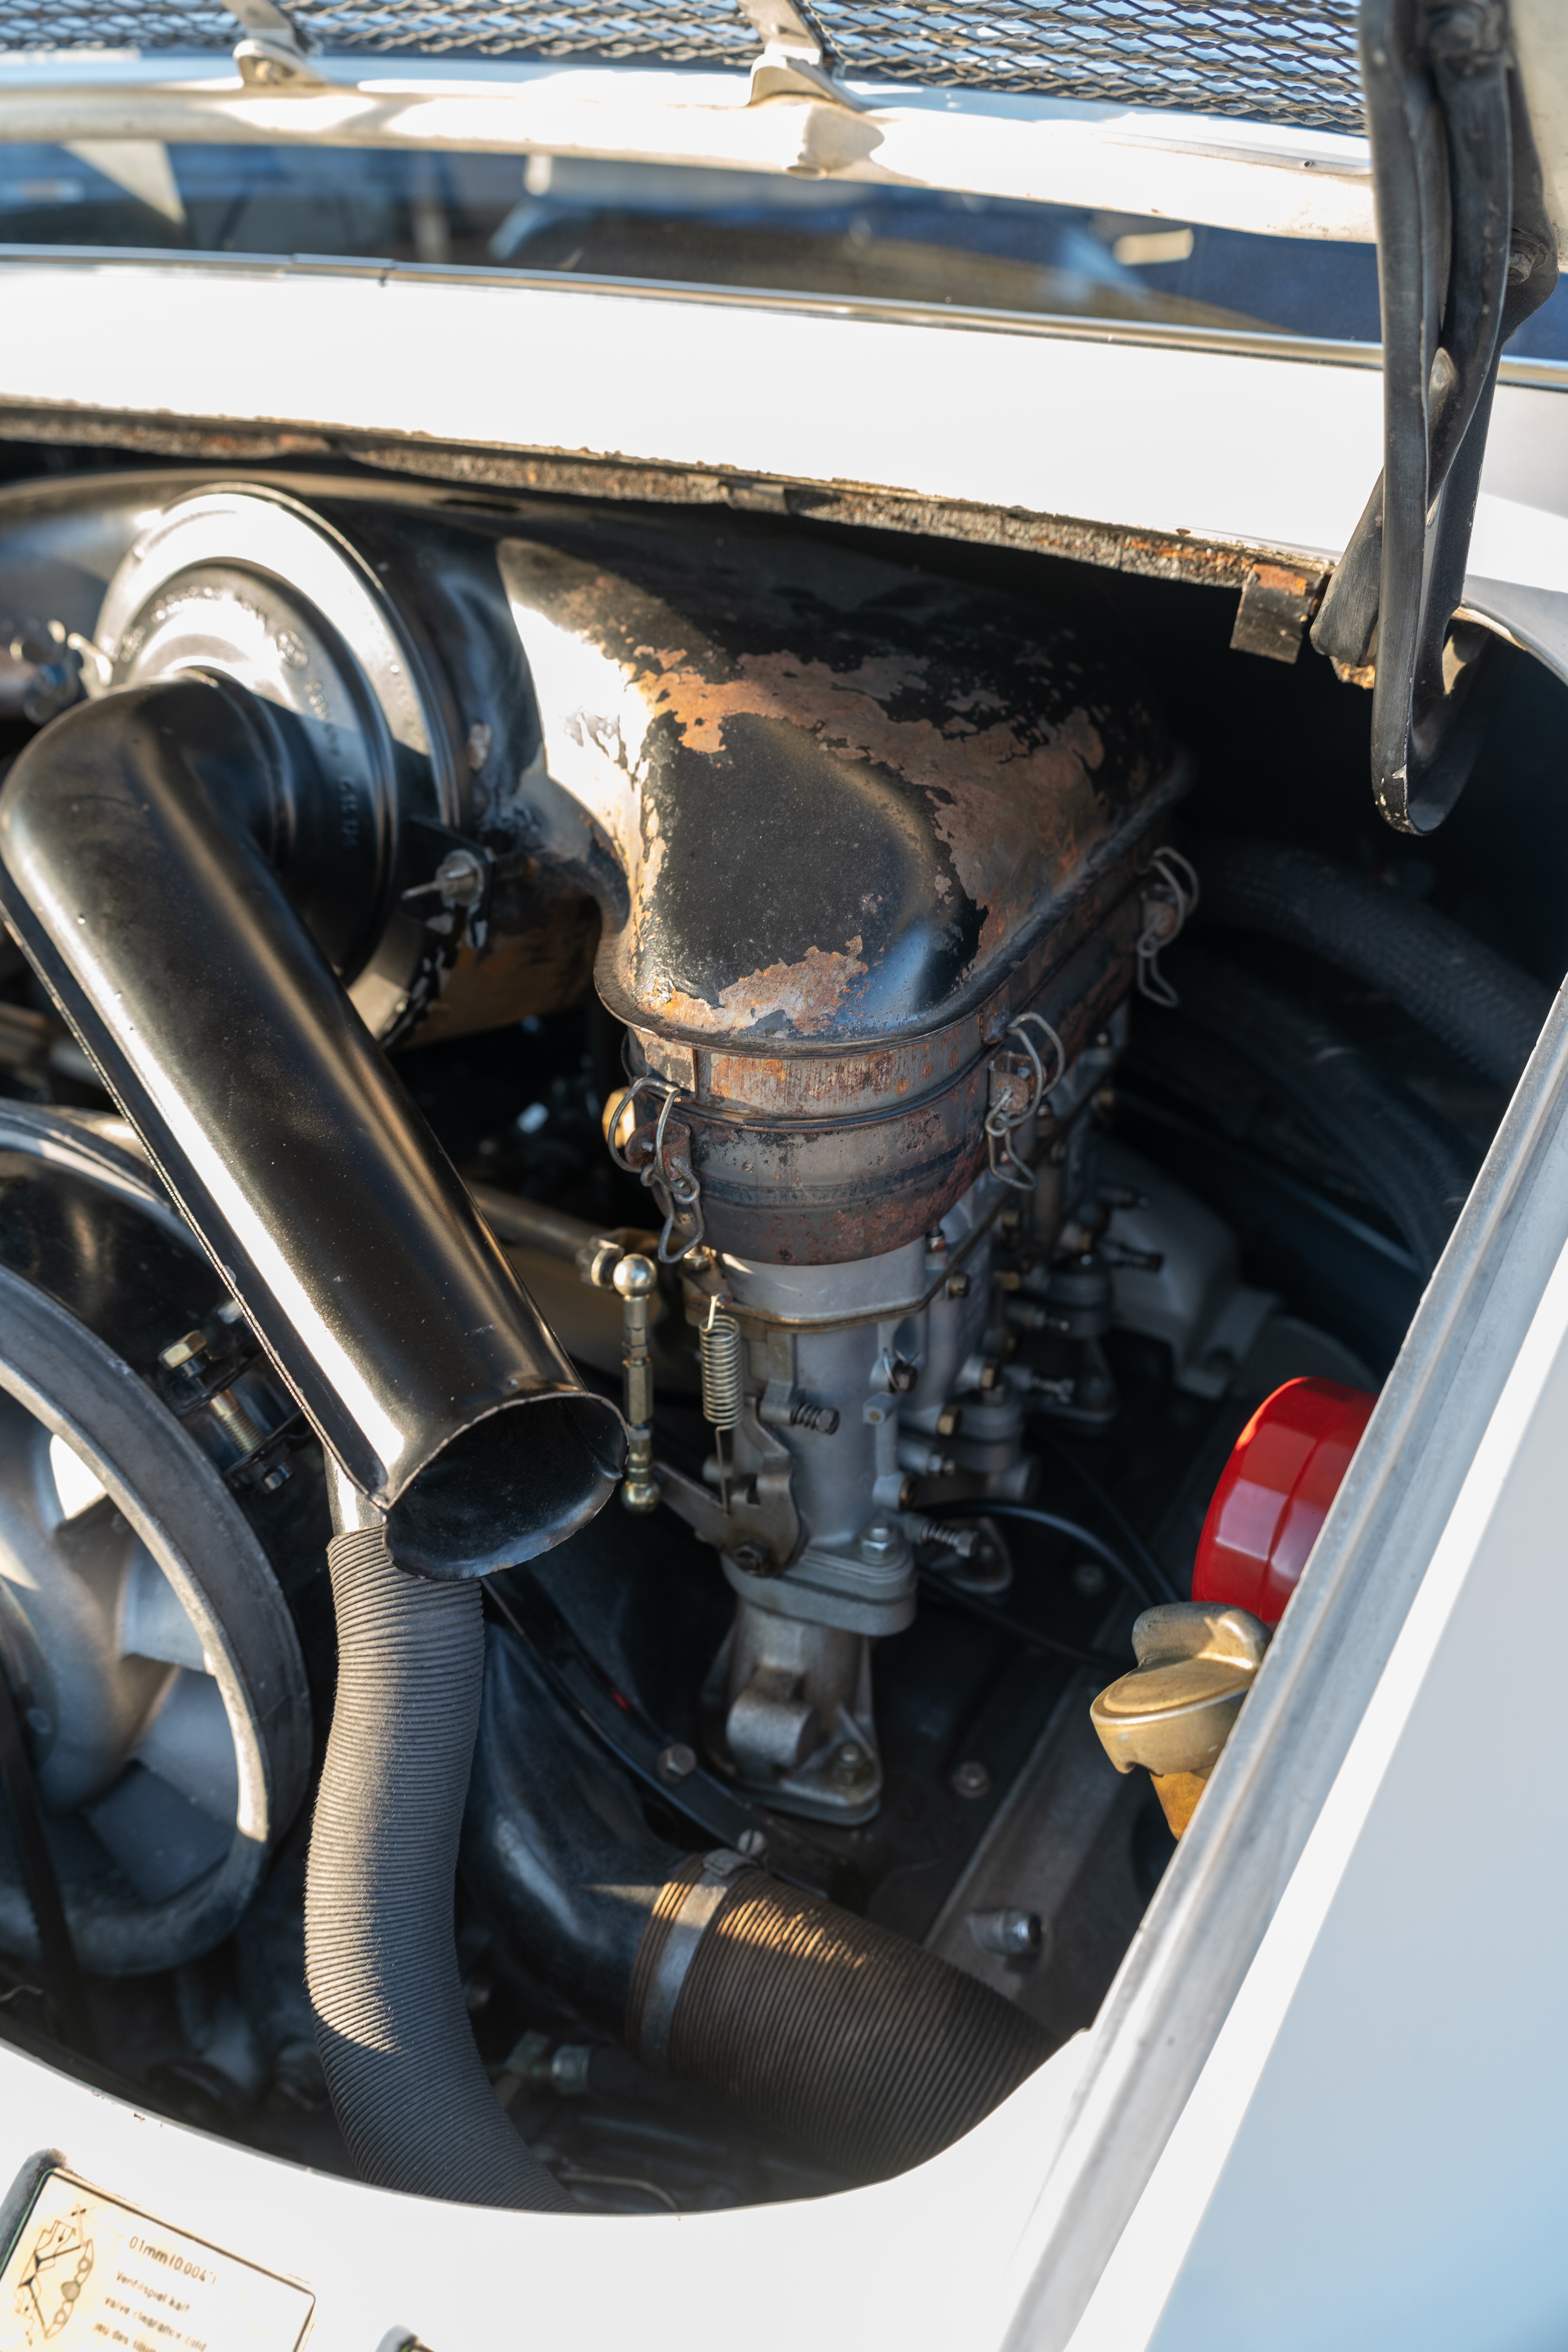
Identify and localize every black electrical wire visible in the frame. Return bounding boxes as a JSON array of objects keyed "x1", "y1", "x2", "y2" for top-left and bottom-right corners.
[
  {"x1": 1029, "y1": 1430, "x2": 1182, "y2": 1605},
  {"x1": 0, "y1": 1659, "x2": 96, "y2": 2057},
  {"x1": 926, "y1": 1499, "x2": 1171, "y2": 1609},
  {"x1": 913, "y1": 1570, "x2": 1127, "y2": 1675}
]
